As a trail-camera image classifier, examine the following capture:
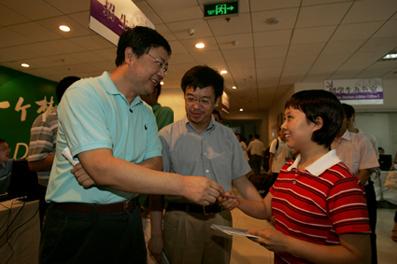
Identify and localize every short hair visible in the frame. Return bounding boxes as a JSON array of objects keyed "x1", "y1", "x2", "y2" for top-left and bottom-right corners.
[
  {"x1": 181, "y1": 65, "x2": 224, "y2": 100},
  {"x1": 341, "y1": 103, "x2": 355, "y2": 119},
  {"x1": 285, "y1": 90, "x2": 343, "y2": 148},
  {"x1": 115, "y1": 26, "x2": 172, "y2": 66},
  {"x1": 0, "y1": 138, "x2": 6, "y2": 144},
  {"x1": 56, "y1": 76, "x2": 80, "y2": 102}
]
